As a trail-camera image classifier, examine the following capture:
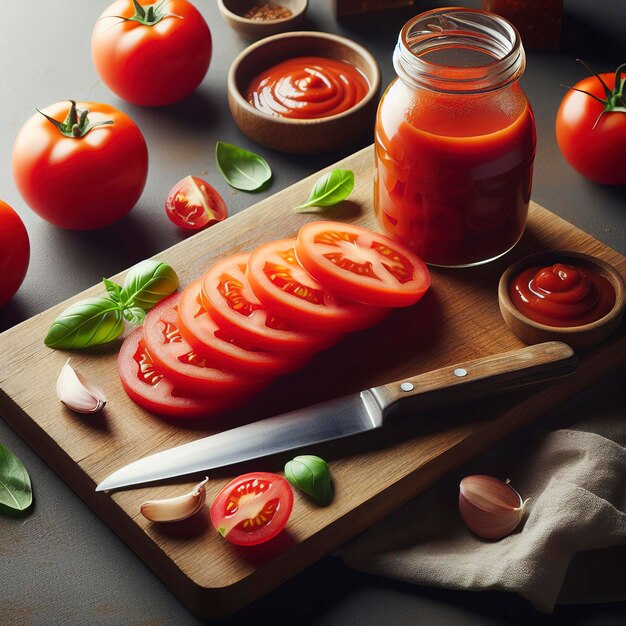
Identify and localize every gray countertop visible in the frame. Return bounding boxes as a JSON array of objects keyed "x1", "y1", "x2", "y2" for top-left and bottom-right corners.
[{"x1": 1, "y1": 1, "x2": 624, "y2": 624}]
